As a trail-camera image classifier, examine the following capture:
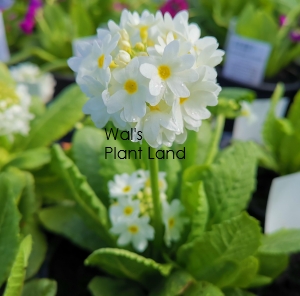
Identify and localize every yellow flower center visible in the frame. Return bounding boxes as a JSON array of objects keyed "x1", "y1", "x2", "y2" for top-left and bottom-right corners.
[
  {"x1": 159, "y1": 180, "x2": 164, "y2": 189},
  {"x1": 140, "y1": 26, "x2": 148, "y2": 41},
  {"x1": 0, "y1": 82, "x2": 19, "y2": 110},
  {"x1": 180, "y1": 97, "x2": 188, "y2": 104},
  {"x1": 124, "y1": 79, "x2": 138, "y2": 94},
  {"x1": 124, "y1": 206, "x2": 133, "y2": 216},
  {"x1": 168, "y1": 217, "x2": 175, "y2": 229},
  {"x1": 123, "y1": 185, "x2": 131, "y2": 193},
  {"x1": 145, "y1": 178, "x2": 151, "y2": 187},
  {"x1": 158, "y1": 65, "x2": 171, "y2": 80},
  {"x1": 149, "y1": 105, "x2": 160, "y2": 112},
  {"x1": 128, "y1": 225, "x2": 139, "y2": 234},
  {"x1": 98, "y1": 54, "x2": 105, "y2": 68}
]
